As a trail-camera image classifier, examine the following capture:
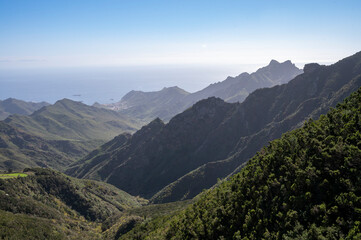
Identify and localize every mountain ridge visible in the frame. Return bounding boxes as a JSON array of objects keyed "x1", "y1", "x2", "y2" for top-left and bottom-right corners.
[
  {"x1": 0, "y1": 98, "x2": 50, "y2": 120},
  {"x1": 1, "y1": 98, "x2": 142, "y2": 171},
  {"x1": 120, "y1": 83, "x2": 361, "y2": 240},
  {"x1": 151, "y1": 52, "x2": 361, "y2": 203},
  {"x1": 68, "y1": 51, "x2": 361, "y2": 203},
  {"x1": 96, "y1": 60, "x2": 302, "y2": 122}
]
